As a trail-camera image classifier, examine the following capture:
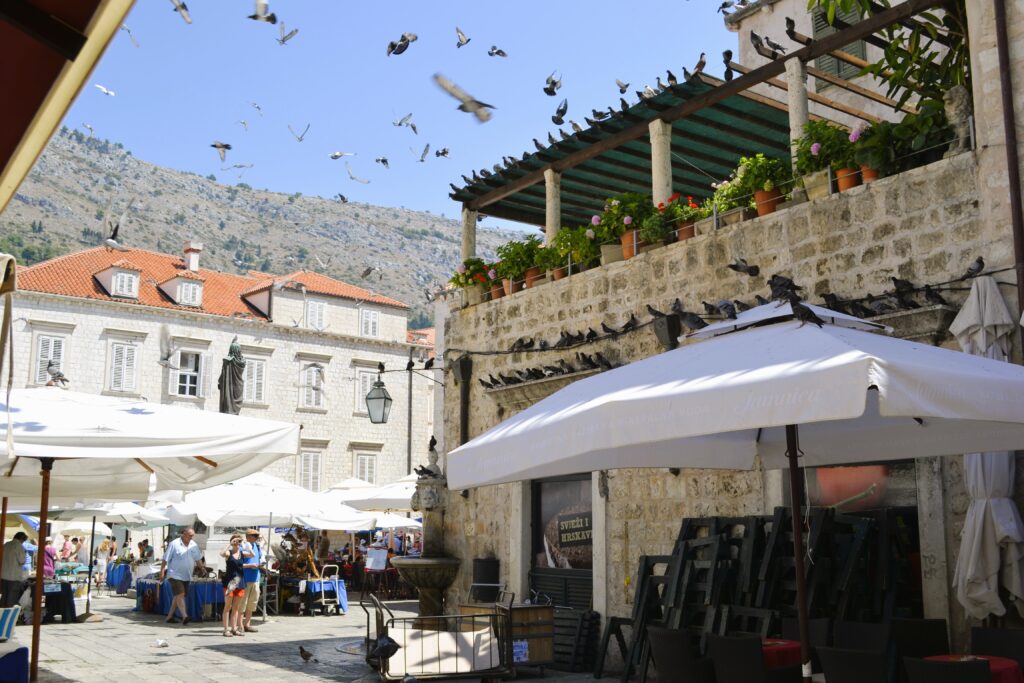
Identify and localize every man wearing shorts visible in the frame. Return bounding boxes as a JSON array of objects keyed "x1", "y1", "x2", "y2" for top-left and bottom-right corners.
[
  {"x1": 240, "y1": 529, "x2": 264, "y2": 632},
  {"x1": 159, "y1": 527, "x2": 206, "y2": 625}
]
